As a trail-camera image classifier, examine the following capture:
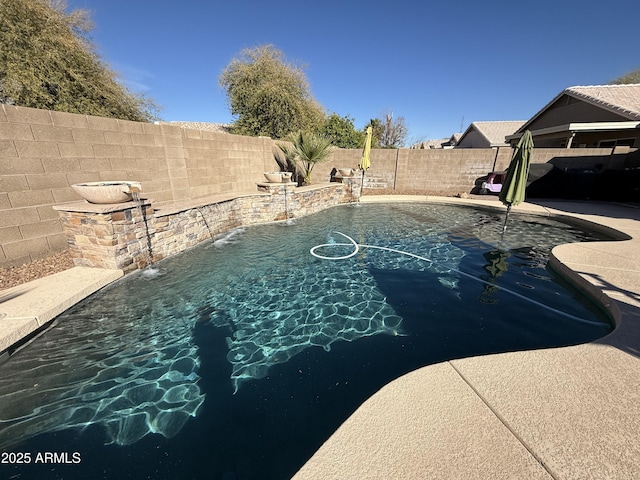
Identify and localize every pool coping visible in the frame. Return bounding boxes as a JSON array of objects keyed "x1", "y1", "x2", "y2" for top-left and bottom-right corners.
[
  {"x1": 0, "y1": 267, "x2": 123, "y2": 360},
  {"x1": 1, "y1": 196, "x2": 639, "y2": 479},
  {"x1": 294, "y1": 196, "x2": 640, "y2": 480}
]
